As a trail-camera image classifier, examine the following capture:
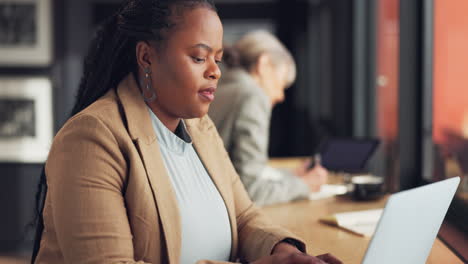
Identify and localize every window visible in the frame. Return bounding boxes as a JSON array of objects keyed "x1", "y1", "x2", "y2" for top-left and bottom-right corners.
[
  {"x1": 375, "y1": 0, "x2": 399, "y2": 191},
  {"x1": 431, "y1": 0, "x2": 468, "y2": 233},
  {"x1": 419, "y1": 1, "x2": 468, "y2": 260}
]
